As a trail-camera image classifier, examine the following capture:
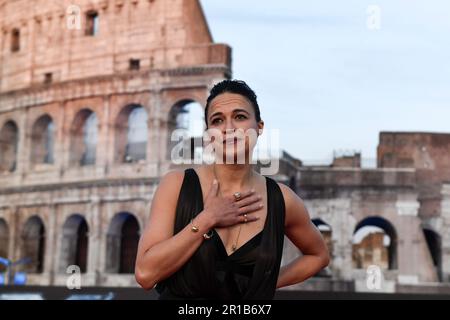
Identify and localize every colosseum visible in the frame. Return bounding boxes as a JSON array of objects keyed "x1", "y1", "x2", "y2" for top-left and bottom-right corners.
[
  {"x1": 0, "y1": 0, "x2": 231, "y2": 287},
  {"x1": 0, "y1": 0, "x2": 449, "y2": 296}
]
